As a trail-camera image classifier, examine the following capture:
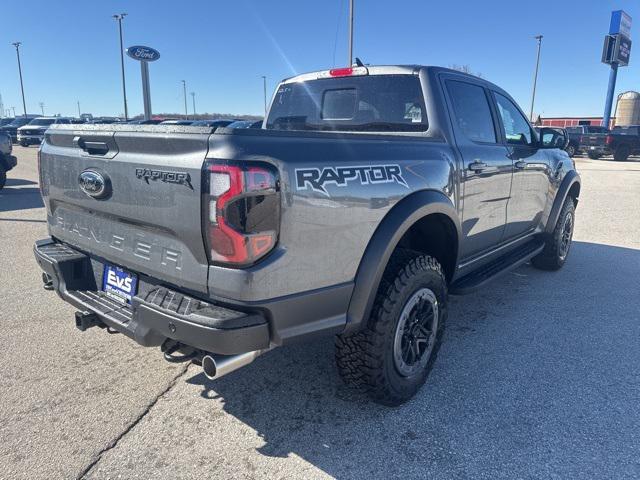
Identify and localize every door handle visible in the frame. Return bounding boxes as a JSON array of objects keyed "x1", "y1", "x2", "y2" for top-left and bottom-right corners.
[
  {"x1": 514, "y1": 160, "x2": 526, "y2": 169},
  {"x1": 468, "y1": 161, "x2": 488, "y2": 173}
]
